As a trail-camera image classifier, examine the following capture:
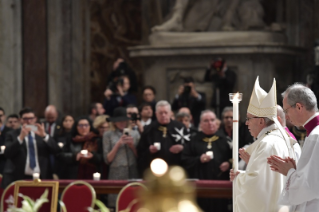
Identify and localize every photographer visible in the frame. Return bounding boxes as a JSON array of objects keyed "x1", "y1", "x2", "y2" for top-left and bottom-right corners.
[
  {"x1": 106, "y1": 58, "x2": 138, "y2": 93},
  {"x1": 126, "y1": 105, "x2": 144, "y2": 134},
  {"x1": 171, "y1": 77, "x2": 206, "y2": 127},
  {"x1": 103, "y1": 76, "x2": 137, "y2": 116},
  {"x1": 204, "y1": 57, "x2": 237, "y2": 118}
]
